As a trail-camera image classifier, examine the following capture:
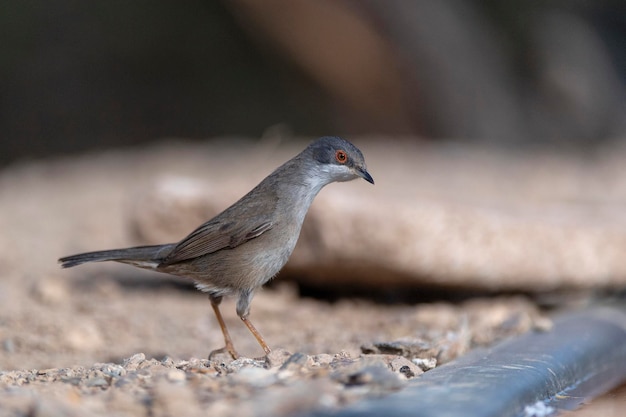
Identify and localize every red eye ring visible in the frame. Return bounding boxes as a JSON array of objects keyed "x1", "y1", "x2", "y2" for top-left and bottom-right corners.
[{"x1": 335, "y1": 150, "x2": 348, "y2": 164}]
